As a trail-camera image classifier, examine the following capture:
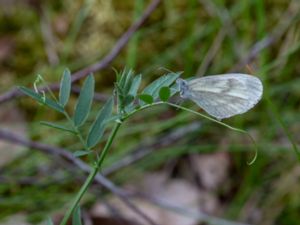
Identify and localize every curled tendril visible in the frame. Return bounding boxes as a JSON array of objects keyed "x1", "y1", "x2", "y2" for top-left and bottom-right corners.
[
  {"x1": 33, "y1": 79, "x2": 40, "y2": 94},
  {"x1": 33, "y1": 75, "x2": 44, "y2": 93},
  {"x1": 33, "y1": 74, "x2": 47, "y2": 104}
]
